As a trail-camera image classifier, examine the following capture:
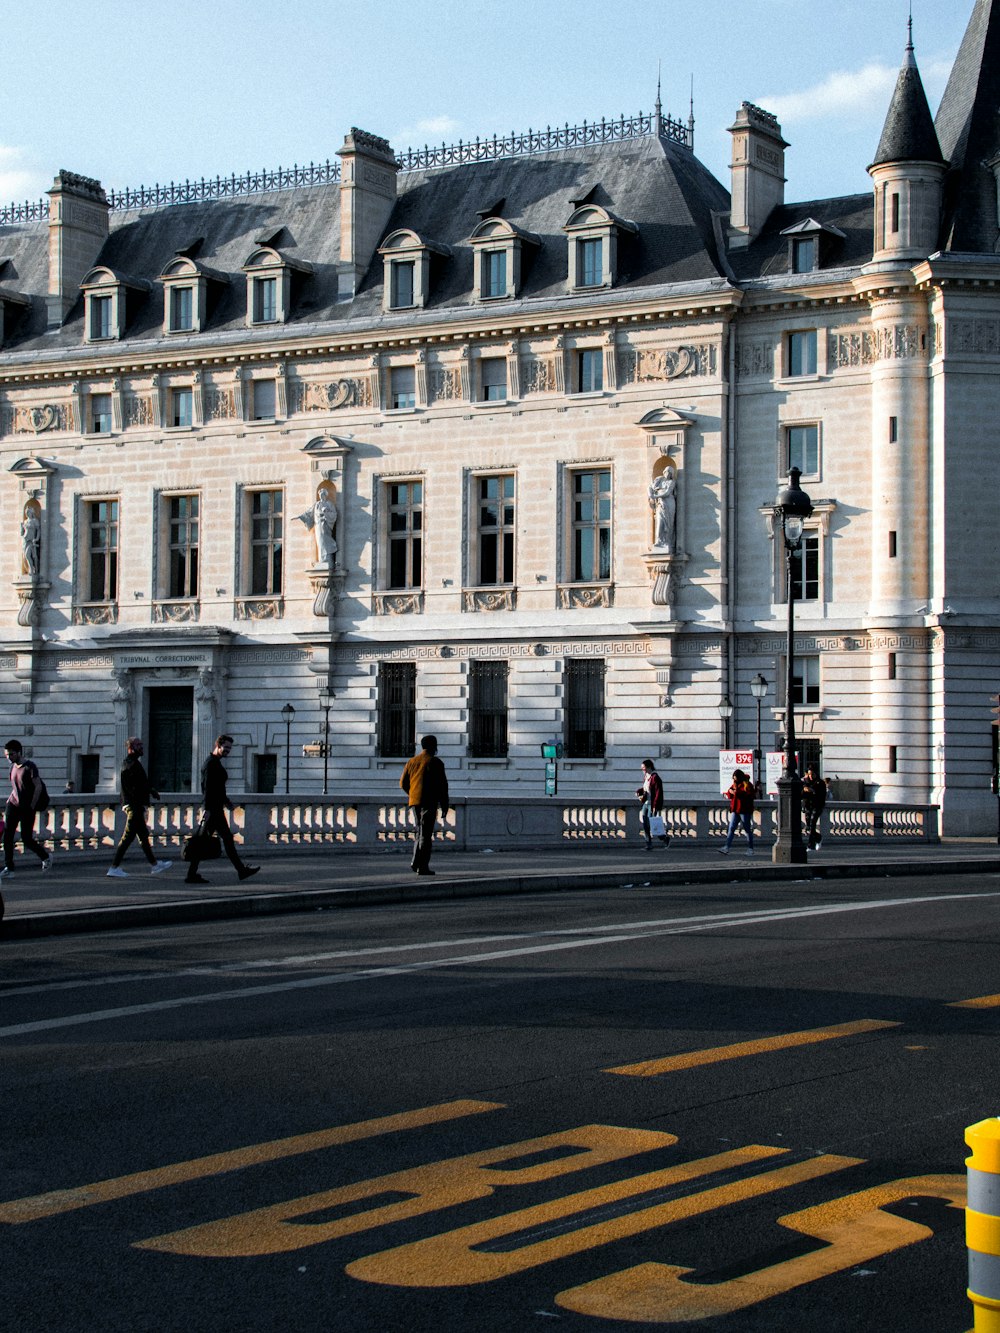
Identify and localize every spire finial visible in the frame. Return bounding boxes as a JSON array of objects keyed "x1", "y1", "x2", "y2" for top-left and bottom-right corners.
[
  {"x1": 654, "y1": 61, "x2": 663, "y2": 136},
  {"x1": 688, "y1": 74, "x2": 695, "y2": 148}
]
